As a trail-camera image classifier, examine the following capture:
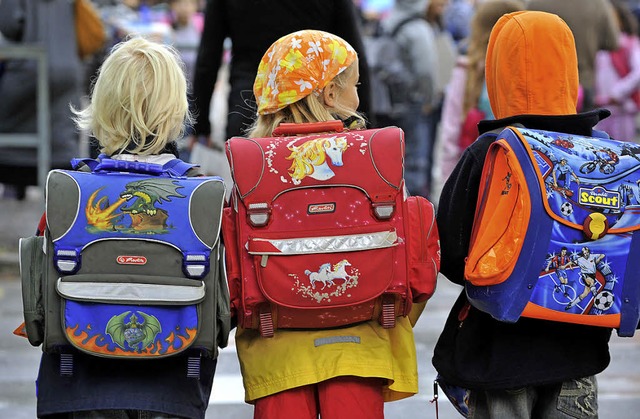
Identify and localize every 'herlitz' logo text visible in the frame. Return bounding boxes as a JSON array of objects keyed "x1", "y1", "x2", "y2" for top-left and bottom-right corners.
[{"x1": 578, "y1": 186, "x2": 620, "y2": 210}]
